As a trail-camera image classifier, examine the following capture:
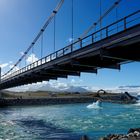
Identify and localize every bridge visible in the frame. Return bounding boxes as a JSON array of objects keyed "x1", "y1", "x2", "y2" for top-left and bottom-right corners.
[{"x1": 0, "y1": 1, "x2": 140, "y2": 90}]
